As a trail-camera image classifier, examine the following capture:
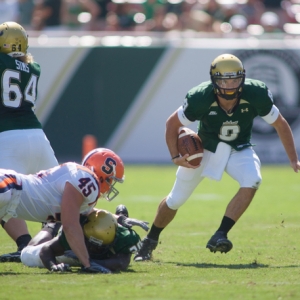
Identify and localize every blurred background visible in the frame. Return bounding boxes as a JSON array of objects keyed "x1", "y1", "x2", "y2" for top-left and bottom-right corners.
[
  {"x1": 3, "y1": 0, "x2": 300, "y2": 164},
  {"x1": 3, "y1": 0, "x2": 300, "y2": 34}
]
